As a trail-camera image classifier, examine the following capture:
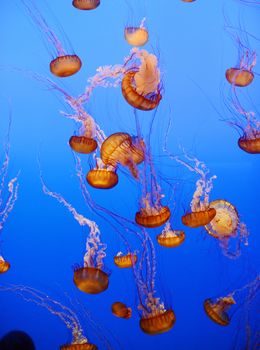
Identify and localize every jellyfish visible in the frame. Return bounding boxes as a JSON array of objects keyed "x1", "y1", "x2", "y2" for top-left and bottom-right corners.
[
  {"x1": 86, "y1": 158, "x2": 118, "y2": 189},
  {"x1": 0, "y1": 122, "x2": 19, "y2": 273},
  {"x1": 204, "y1": 199, "x2": 249, "y2": 259},
  {"x1": 121, "y1": 49, "x2": 162, "y2": 110},
  {"x1": 100, "y1": 132, "x2": 145, "y2": 179},
  {"x1": 72, "y1": 0, "x2": 100, "y2": 10},
  {"x1": 156, "y1": 222, "x2": 185, "y2": 248},
  {"x1": 172, "y1": 151, "x2": 217, "y2": 228},
  {"x1": 224, "y1": 20, "x2": 256, "y2": 87},
  {"x1": 181, "y1": 0, "x2": 196, "y2": 2},
  {"x1": 124, "y1": 18, "x2": 149, "y2": 47},
  {"x1": 21, "y1": 0, "x2": 82, "y2": 77},
  {"x1": 40, "y1": 175, "x2": 109, "y2": 295},
  {"x1": 204, "y1": 275, "x2": 260, "y2": 327},
  {"x1": 0, "y1": 284, "x2": 97, "y2": 349},
  {"x1": 224, "y1": 88, "x2": 260, "y2": 154},
  {"x1": 114, "y1": 252, "x2": 138, "y2": 268},
  {"x1": 111, "y1": 302, "x2": 132, "y2": 319}
]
